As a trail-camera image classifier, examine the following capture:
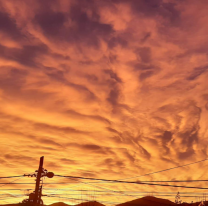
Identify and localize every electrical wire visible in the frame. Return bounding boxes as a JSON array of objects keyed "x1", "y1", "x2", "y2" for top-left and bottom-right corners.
[
  {"x1": 131, "y1": 180, "x2": 208, "y2": 182},
  {"x1": 0, "y1": 189, "x2": 31, "y2": 190},
  {"x1": 55, "y1": 158, "x2": 208, "y2": 184},
  {"x1": 81, "y1": 181, "x2": 136, "y2": 198},
  {"x1": 54, "y1": 175, "x2": 208, "y2": 190},
  {"x1": 0, "y1": 175, "x2": 24, "y2": 179},
  {"x1": 0, "y1": 159, "x2": 206, "y2": 204},
  {"x1": 117, "y1": 158, "x2": 208, "y2": 181},
  {"x1": 0, "y1": 183, "x2": 35, "y2": 184},
  {"x1": 0, "y1": 176, "x2": 25, "y2": 187},
  {"x1": 3, "y1": 180, "x2": 208, "y2": 191},
  {"x1": 42, "y1": 193, "x2": 208, "y2": 198},
  {"x1": 54, "y1": 158, "x2": 208, "y2": 195},
  {"x1": 42, "y1": 189, "x2": 208, "y2": 195}
]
